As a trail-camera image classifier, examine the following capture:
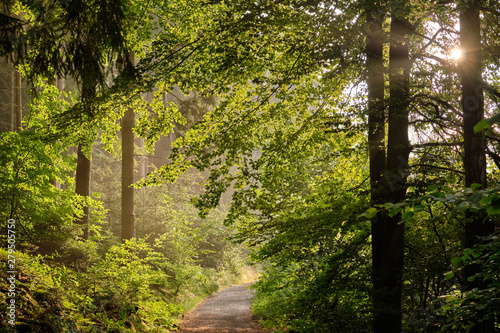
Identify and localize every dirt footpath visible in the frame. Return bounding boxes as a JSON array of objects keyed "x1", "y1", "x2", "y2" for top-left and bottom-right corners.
[{"x1": 179, "y1": 283, "x2": 268, "y2": 333}]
